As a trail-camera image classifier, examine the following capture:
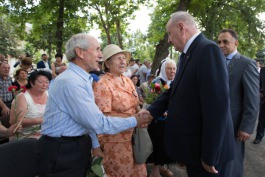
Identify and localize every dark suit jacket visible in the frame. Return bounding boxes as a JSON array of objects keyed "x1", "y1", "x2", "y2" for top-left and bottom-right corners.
[
  {"x1": 227, "y1": 53, "x2": 259, "y2": 134},
  {"x1": 148, "y1": 34, "x2": 235, "y2": 166},
  {"x1": 37, "y1": 60, "x2": 51, "y2": 69},
  {"x1": 260, "y1": 67, "x2": 265, "y2": 104}
]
